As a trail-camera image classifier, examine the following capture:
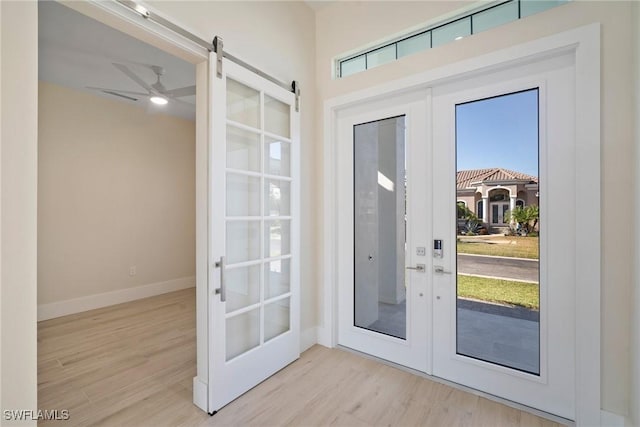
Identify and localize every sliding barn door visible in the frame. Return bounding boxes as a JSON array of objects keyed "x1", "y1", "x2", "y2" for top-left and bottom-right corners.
[{"x1": 208, "y1": 54, "x2": 300, "y2": 412}]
